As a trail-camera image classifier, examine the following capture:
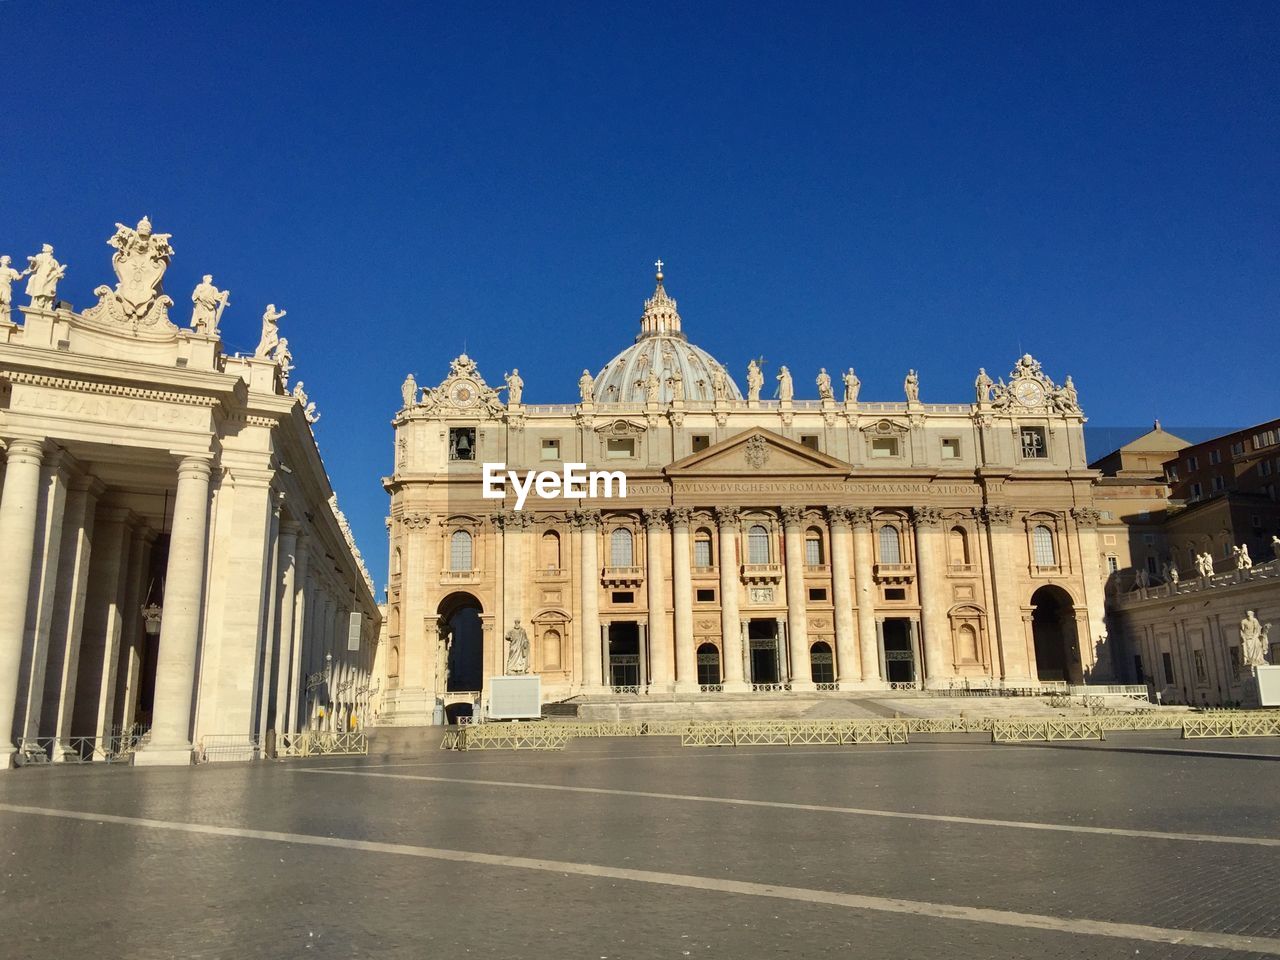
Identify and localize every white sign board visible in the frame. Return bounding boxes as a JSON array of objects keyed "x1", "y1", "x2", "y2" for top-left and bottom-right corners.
[
  {"x1": 488, "y1": 675, "x2": 542, "y2": 720},
  {"x1": 348, "y1": 612, "x2": 362, "y2": 652},
  {"x1": 1256, "y1": 665, "x2": 1280, "y2": 707}
]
